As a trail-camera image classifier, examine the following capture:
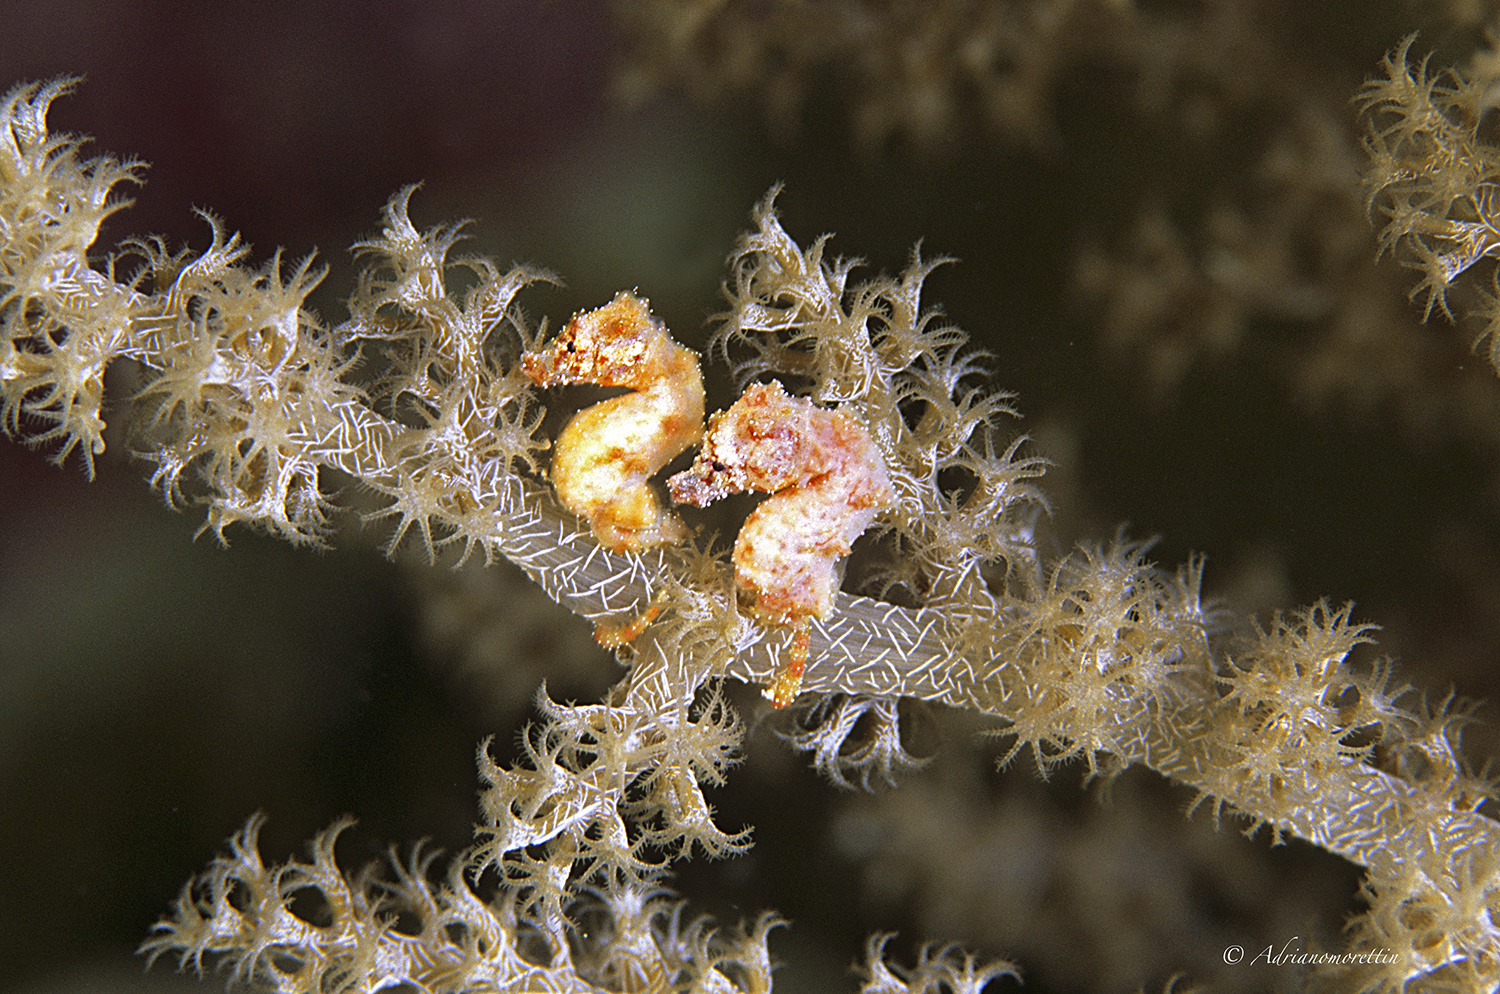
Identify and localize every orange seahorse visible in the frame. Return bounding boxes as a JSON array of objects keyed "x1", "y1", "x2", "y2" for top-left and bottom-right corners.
[
  {"x1": 668, "y1": 380, "x2": 896, "y2": 706},
  {"x1": 521, "y1": 292, "x2": 704, "y2": 553}
]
